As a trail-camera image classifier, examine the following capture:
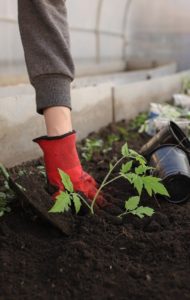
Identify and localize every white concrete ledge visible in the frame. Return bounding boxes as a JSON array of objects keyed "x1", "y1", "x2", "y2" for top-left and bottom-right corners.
[
  {"x1": 114, "y1": 70, "x2": 190, "y2": 121},
  {"x1": 0, "y1": 62, "x2": 177, "y2": 88},
  {"x1": 72, "y1": 62, "x2": 177, "y2": 88},
  {"x1": 1, "y1": 64, "x2": 188, "y2": 168}
]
